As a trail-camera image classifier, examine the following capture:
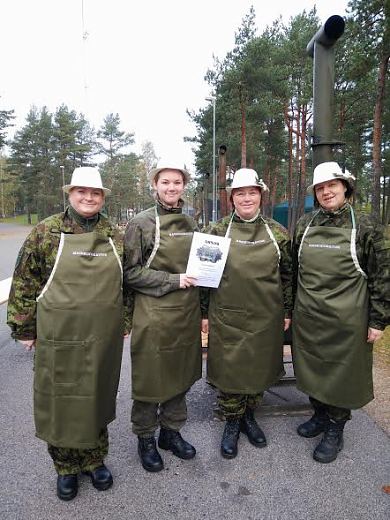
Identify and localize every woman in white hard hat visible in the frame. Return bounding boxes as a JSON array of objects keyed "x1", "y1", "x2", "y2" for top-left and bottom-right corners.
[
  {"x1": 292, "y1": 161, "x2": 389, "y2": 463},
  {"x1": 123, "y1": 164, "x2": 202, "y2": 472},
  {"x1": 7, "y1": 167, "x2": 129, "y2": 500},
  {"x1": 201, "y1": 168, "x2": 292, "y2": 459}
]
